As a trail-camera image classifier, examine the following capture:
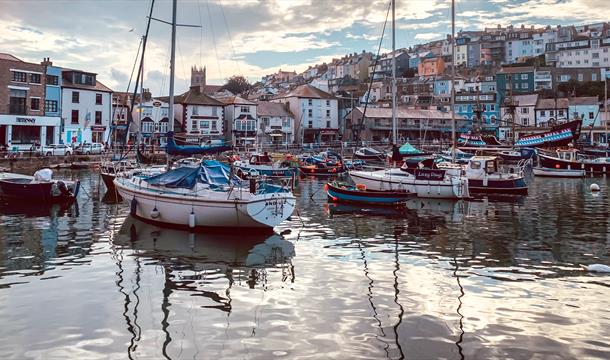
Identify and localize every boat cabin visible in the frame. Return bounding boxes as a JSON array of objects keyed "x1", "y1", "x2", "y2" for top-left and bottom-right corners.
[
  {"x1": 467, "y1": 156, "x2": 499, "y2": 175},
  {"x1": 555, "y1": 149, "x2": 579, "y2": 162},
  {"x1": 249, "y1": 153, "x2": 273, "y2": 165}
]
